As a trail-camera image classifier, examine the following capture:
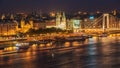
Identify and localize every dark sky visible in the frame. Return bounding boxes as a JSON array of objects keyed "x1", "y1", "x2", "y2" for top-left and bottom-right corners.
[{"x1": 0, "y1": 0, "x2": 120, "y2": 13}]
